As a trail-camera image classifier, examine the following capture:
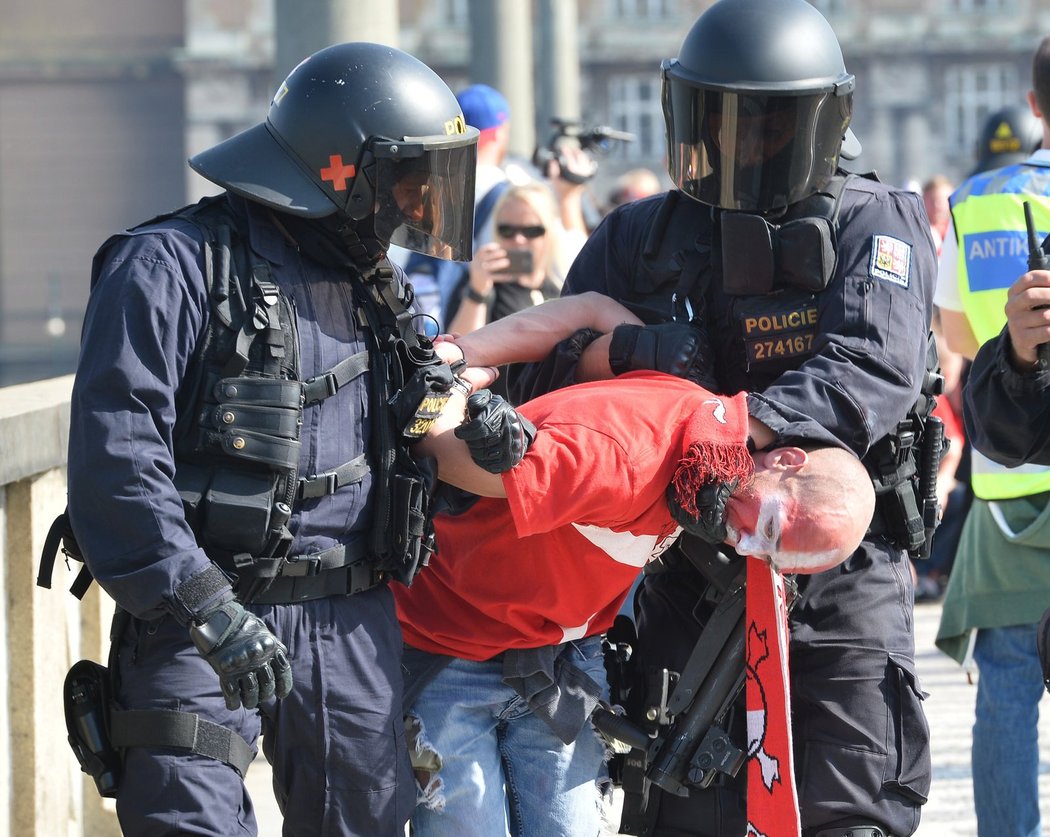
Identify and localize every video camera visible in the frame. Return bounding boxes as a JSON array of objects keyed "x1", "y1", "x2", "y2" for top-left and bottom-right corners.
[{"x1": 532, "y1": 118, "x2": 637, "y2": 185}]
